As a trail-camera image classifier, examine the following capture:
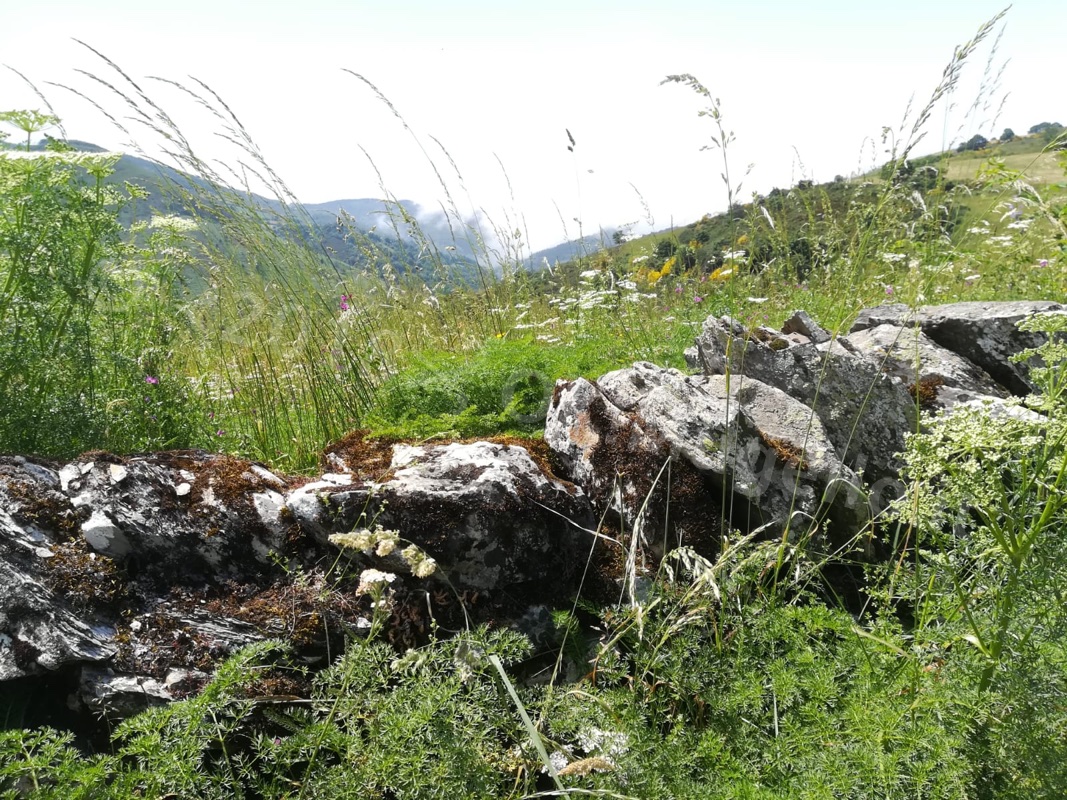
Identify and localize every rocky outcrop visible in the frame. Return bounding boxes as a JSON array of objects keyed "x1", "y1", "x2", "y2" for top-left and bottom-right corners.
[
  {"x1": 545, "y1": 362, "x2": 867, "y2": 553},
  {"x1": 1, "y1": 299, "x2": 1059, "y2": 735},
  {"x1": 850, "y1": 300, "x2": 1063, "y2": 395},
  {"x1": 844, "y1": 324, "x2": 1009, "y2": 410},
  {"x1": 691, "y1": 315, "x2": 916, "y2": 485},
  {"x1": 0, "y1": 439, "x2": 592, "y2": 722},
  {"x1": 285, "y1": 439, "x2": 592, "y2": 592}
]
